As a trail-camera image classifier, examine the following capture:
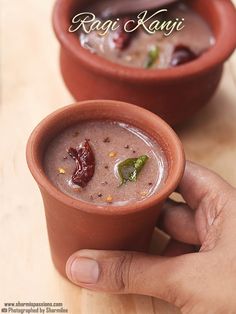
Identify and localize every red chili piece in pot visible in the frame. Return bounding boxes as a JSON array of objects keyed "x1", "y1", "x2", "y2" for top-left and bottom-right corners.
[
  {"x1": 67, "y1": 140, "x2": 95, "y2": 188},
  {"x1": 170, "y1": 45, "x2": 198, "y2": 67},
  {"x1": 113, "y1": 17, "x2": 137, "y2": 50}
]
